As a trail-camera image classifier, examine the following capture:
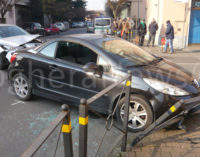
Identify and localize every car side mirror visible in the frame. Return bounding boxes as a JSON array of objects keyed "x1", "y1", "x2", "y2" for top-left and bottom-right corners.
[
  {"x1": 83, "y1": 62, "x2": 103, "y2": 78},
  {"x1": 83, "y1": 62, "x2": 98, "y2": 72}
]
